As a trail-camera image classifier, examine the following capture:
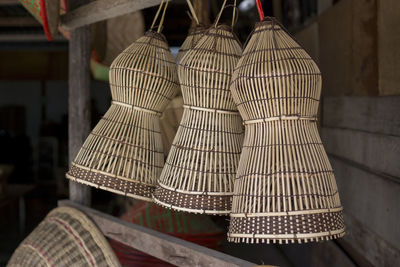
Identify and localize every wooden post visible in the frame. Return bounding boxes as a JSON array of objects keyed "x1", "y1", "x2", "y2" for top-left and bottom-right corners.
[
  {"x1": 68, "y1": 0, "x2": 91, "y2": 206},
  {"x1": 193, "y1": 0, "x2": 210, "y2": 26}
]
